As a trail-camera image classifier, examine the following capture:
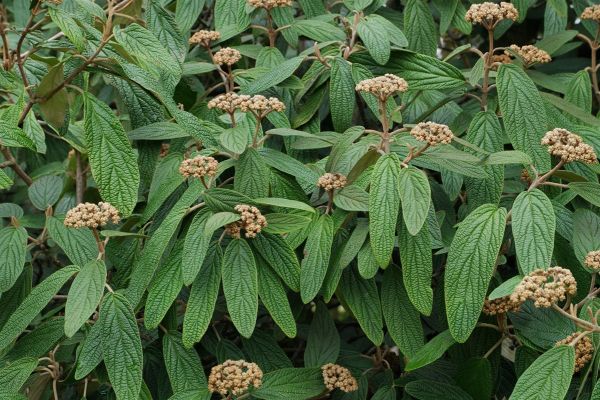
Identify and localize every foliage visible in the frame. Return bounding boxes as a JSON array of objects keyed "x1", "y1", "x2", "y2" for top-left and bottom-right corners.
[{"x1": 2, "y1": 0, "x2": 600, "y2": 399}]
